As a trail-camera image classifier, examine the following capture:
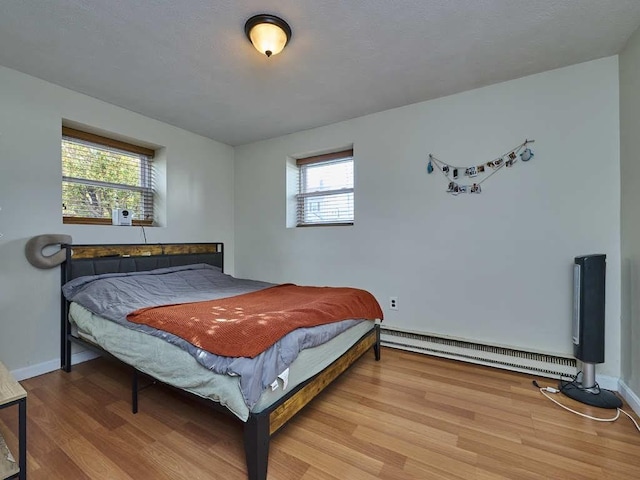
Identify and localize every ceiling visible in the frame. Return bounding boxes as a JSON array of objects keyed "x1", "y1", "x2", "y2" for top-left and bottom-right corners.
[{"x1": 1, "y1": 1, "x2": 639, "y2": 146}]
